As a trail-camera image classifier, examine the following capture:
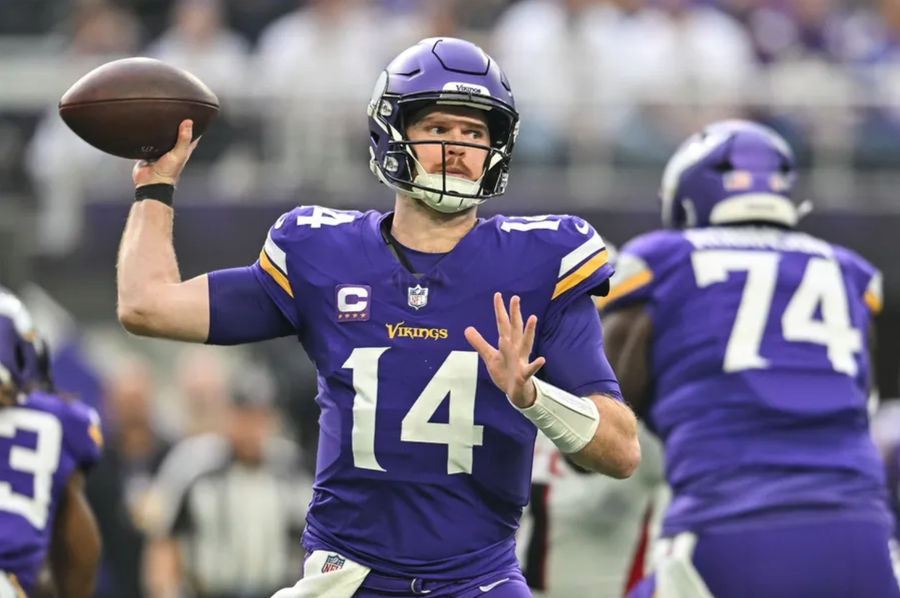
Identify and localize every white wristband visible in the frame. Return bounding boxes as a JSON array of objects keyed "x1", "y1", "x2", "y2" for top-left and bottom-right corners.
[{"x1": 513, "y1": 378, "x2": 600, "y2": 454}]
